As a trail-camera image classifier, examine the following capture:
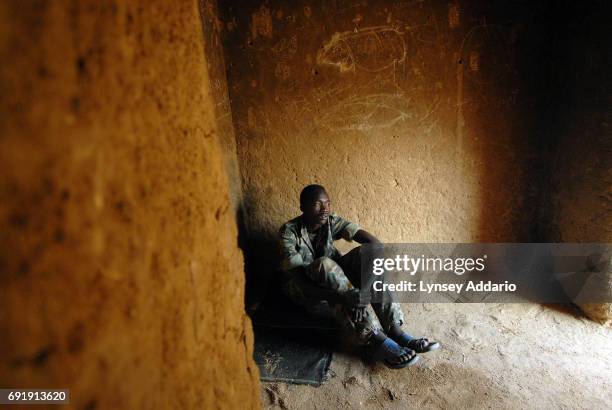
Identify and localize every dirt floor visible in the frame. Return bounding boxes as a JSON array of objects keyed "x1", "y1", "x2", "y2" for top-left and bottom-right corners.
[{"x1": 260, "y1": 303, "x2": 612, "y2": 409}]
